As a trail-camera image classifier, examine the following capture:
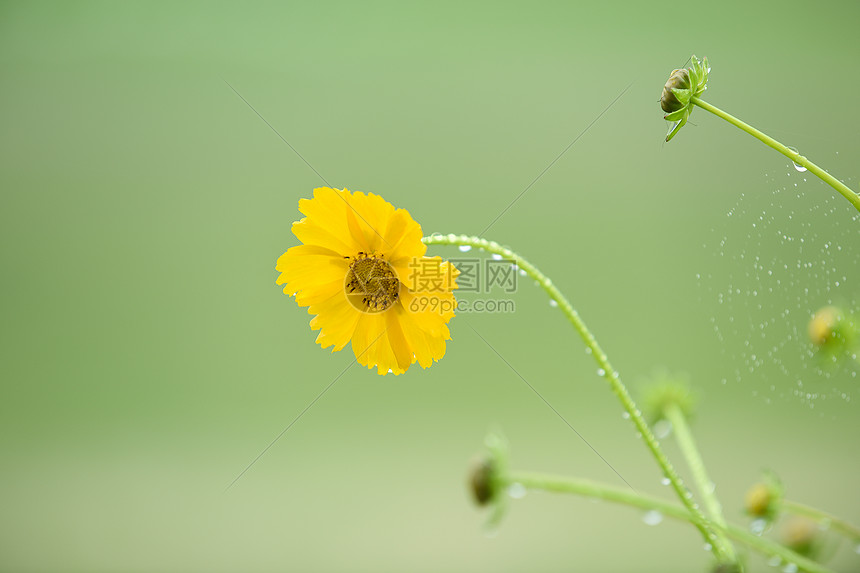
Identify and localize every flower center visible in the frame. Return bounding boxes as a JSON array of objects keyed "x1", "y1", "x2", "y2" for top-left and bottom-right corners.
[{"x1": 344, "y1": 252, "x2": 399, "y2": 313}]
